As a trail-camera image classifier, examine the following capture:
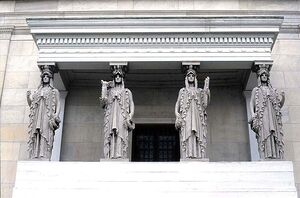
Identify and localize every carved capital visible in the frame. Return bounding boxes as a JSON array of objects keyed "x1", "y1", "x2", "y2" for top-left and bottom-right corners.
[
  {"x1": 38, "y1": 62, "x2": 58, "y2": 78},
  {"x1": 252, "y1": 61, "x2": 273, "y2": 76},
  {"x1": 181, "y1": 61, "x2": 200, "y2": 74},
  {"x1": 109, "y1": 62, "x2": 128, "y2": 77}
]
